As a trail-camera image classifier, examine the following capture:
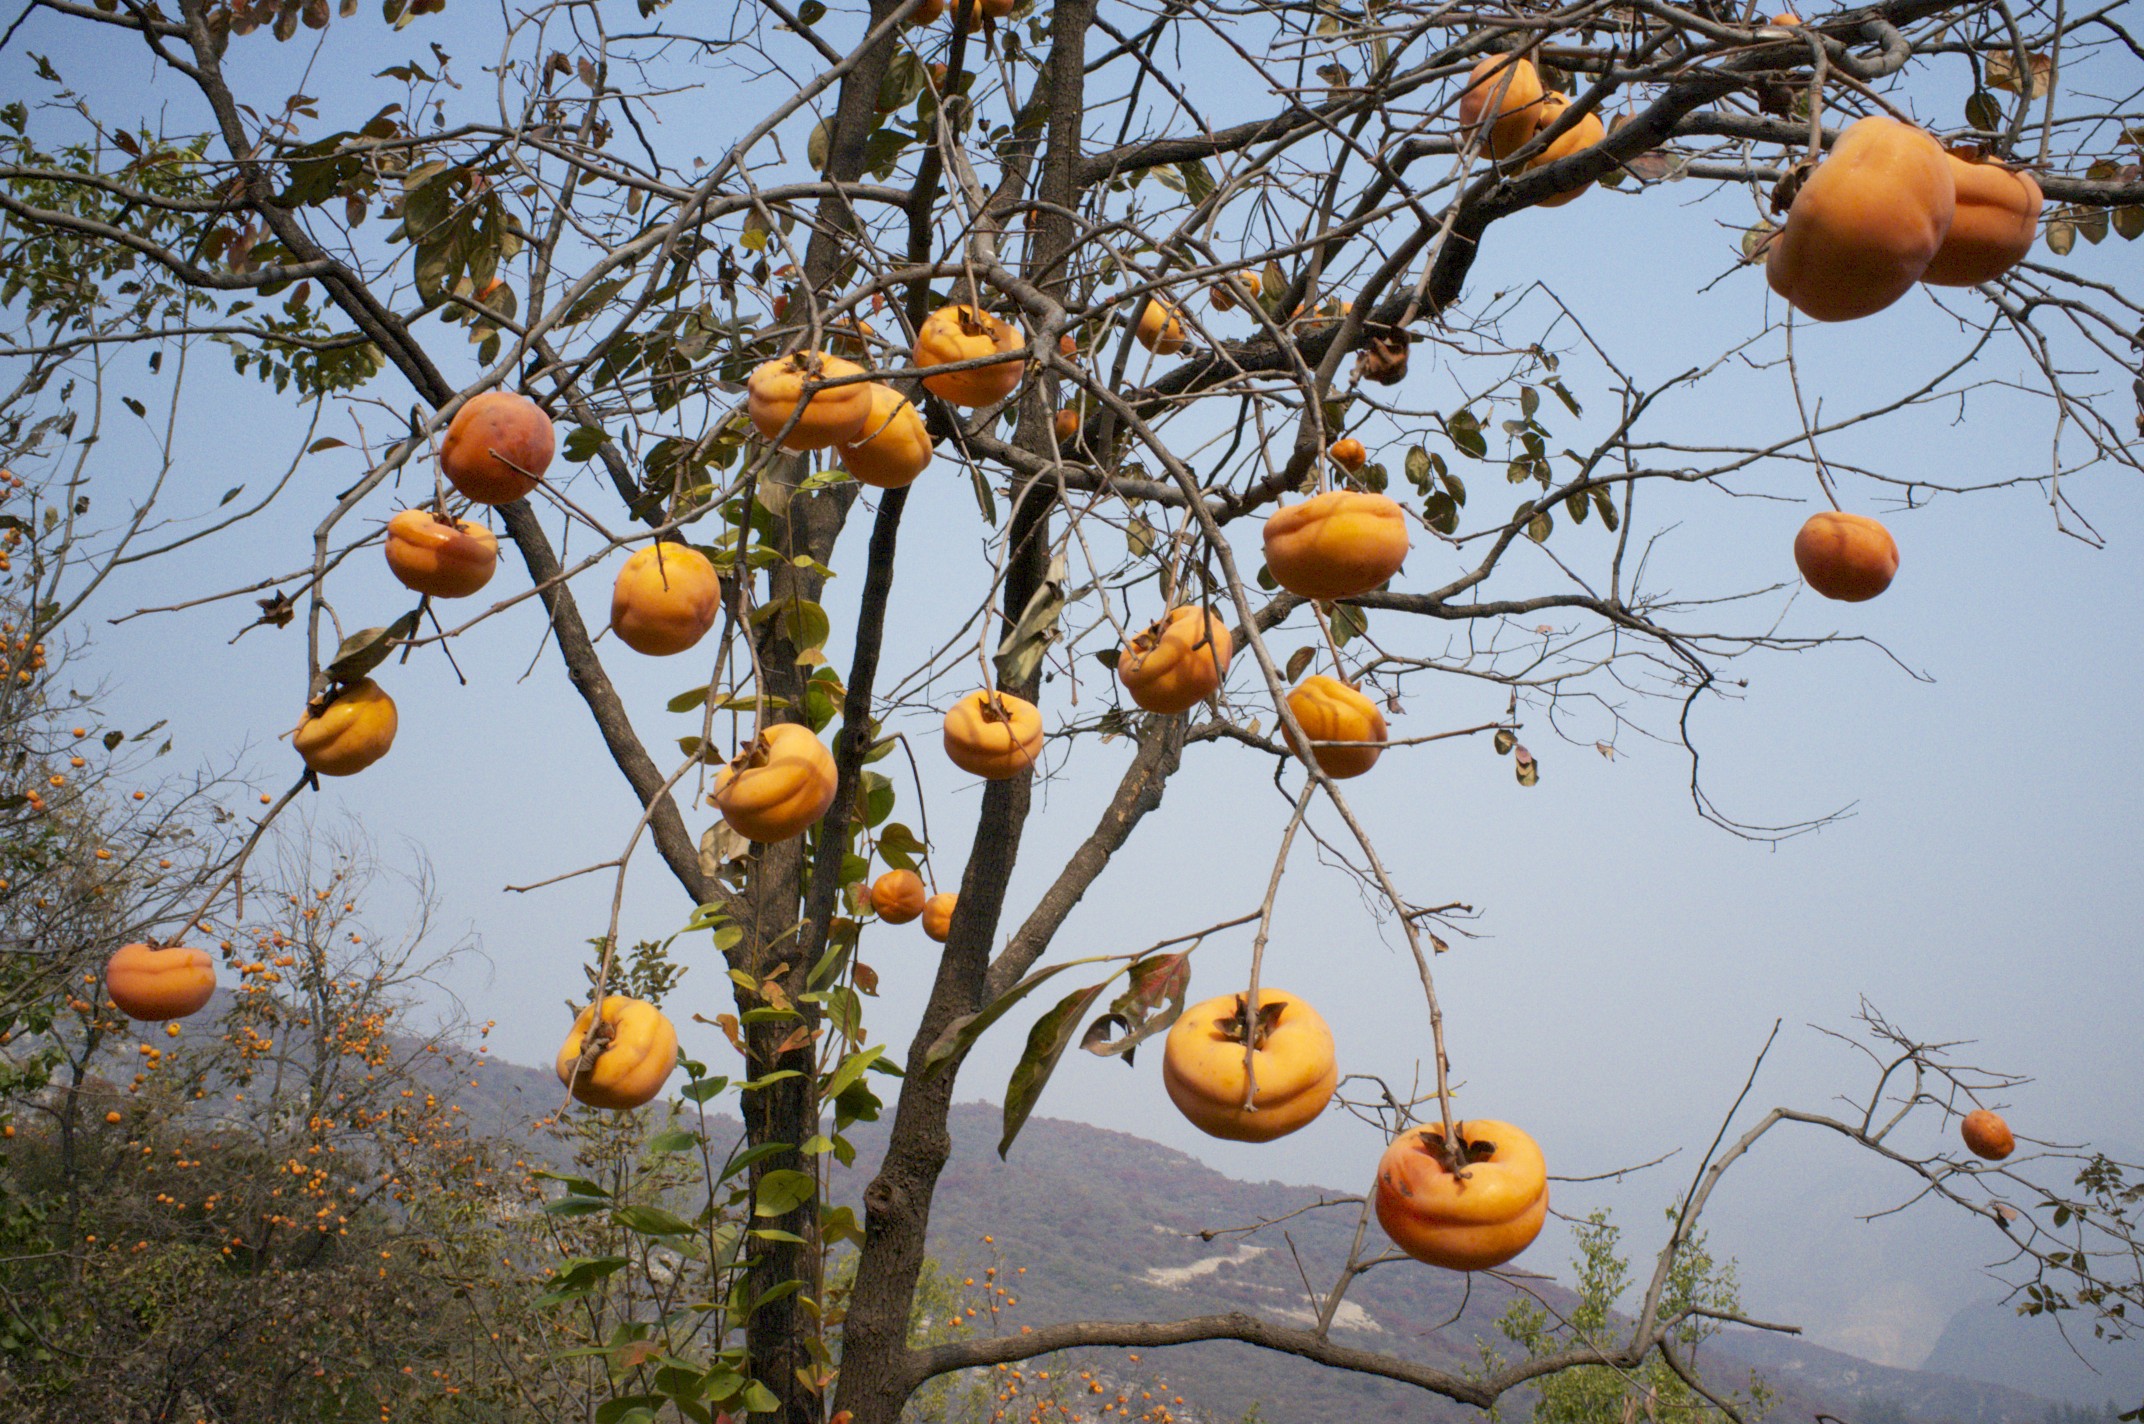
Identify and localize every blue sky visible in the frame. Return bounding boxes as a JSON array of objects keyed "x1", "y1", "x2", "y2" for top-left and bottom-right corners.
[{"x1": 13, "y1": 0, "x2": 2143, "y2": 1373}]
